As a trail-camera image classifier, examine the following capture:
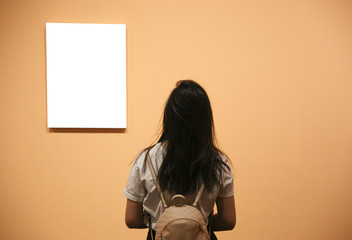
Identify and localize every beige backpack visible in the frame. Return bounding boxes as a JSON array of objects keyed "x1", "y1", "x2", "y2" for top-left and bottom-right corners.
[{"x1": 146, "y1": 154, "x2": 211, "y2": 240}]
